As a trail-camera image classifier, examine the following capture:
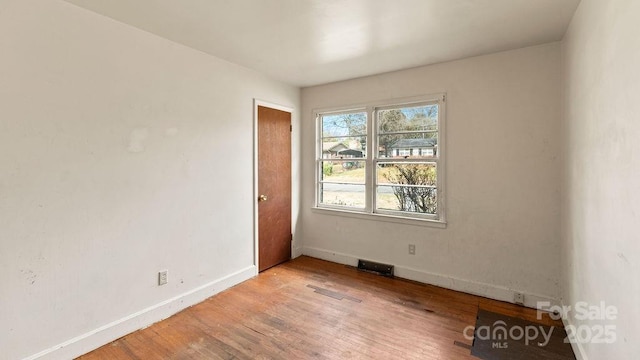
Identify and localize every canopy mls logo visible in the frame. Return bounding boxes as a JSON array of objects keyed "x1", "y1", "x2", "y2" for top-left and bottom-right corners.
[
  {"x1": 537, "y1": 301, "x2": 618, "y2": 344},
  {"x1": 463, "y1": 321, "x2": 555, "y2": 348},
  {"x1": 462, "y1": 301, "x2": 619, "y2": 350}
]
